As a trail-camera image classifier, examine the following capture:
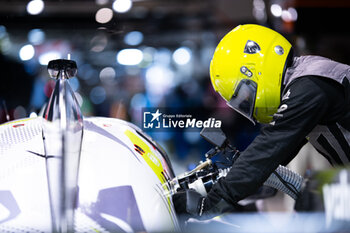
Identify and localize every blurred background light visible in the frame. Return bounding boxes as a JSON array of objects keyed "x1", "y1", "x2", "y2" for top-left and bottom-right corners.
[
  {"x1": 145, "y1": 64, "x2": 174, "y2": 96},
  {"x1": 79, "y1": 64, "x2": 100, "y2": 86},
  {"x1": 281, "y1": 9, "x2": 292, "y2": 22},
  {"x1": 253, "y1": 0, "x2": 265, "y2": 11},
  {"x1": 19, "y1": 44, "x2": 35, "y2": 61},
  {"x1": 99, "y1": 67, "x2": 116, "y2": 83},
  {"x1": 139, "y1": 47, "x2": 154, "y2": 68},
  {"x1": 112, "y1": 0, "x2": 132, "y2": 13},
  {"x1": 252, "y1": 0, "x2": 266, "y2": 22},
  {"x1": 288, "y1": 7, "x2": 298, "y2": 21},
  {"x1": 14, "y1": 105, "x2": 27, "y2": 119},
  {"x1": 270, "y1": 4, "x2": 282, "y2": 17},
  {"x1": 124, "y1": 31, "x2": 143, "y2": 46},
  {"x1": 90, "y1": 33, "x2": 108, "y2": 52},
  {"x1": 69, "y1": 77, "x2": 80, "y2": 91},
  {"x1": 130, "y1": 93, "x2": 147, "y2": 109},
  {"x1": 96, "y1": 0, "x2": 109, "y2": 5},
  {"x1": 117, "y1": 48, "x2": 143, "y2": 65},
  {"x1": 26, "y1": 0, "x2": 45, "y2": 15},
  {"x1": 184, "y1": 130, "x2": 201, "y2": 144},
  {"x1": 28, "y1": 29, "x2": 45, "y2": 45},
  {"x1": 125, "y1": 66, "x2": 140, "y2": 75},
  {"x1": 78, "y1": 64, "x2": 94, "y2": 81},
  {"x1": 95, "y1": 8, "x2": 113, "y2": 24},
  {"x1": 154, "y1": 48, "x2": 171, "y2": 66},
  {"x1": 0, "y1": 36, "x2": 12, "y2": 55},
  {"x1": 0, "y1": 25, "x2": 6, "y2": 39},
  {"x1": 39, "y1": 51, "x2": 61, "y2": 65},
  {"x1": 172, "y1": 47, "x2": 192, "y2": 65},
  {"x1": 89, "y1": 86, "x2": 106, "y2": 104}
]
